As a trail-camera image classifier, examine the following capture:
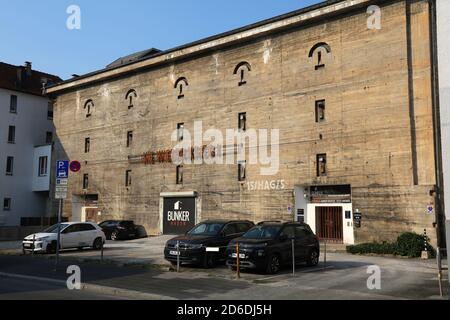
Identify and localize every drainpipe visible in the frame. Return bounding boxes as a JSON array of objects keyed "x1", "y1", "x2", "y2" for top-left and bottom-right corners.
[{"x1": 428, "y1": 0, "x2": 446, "y2": 248}]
